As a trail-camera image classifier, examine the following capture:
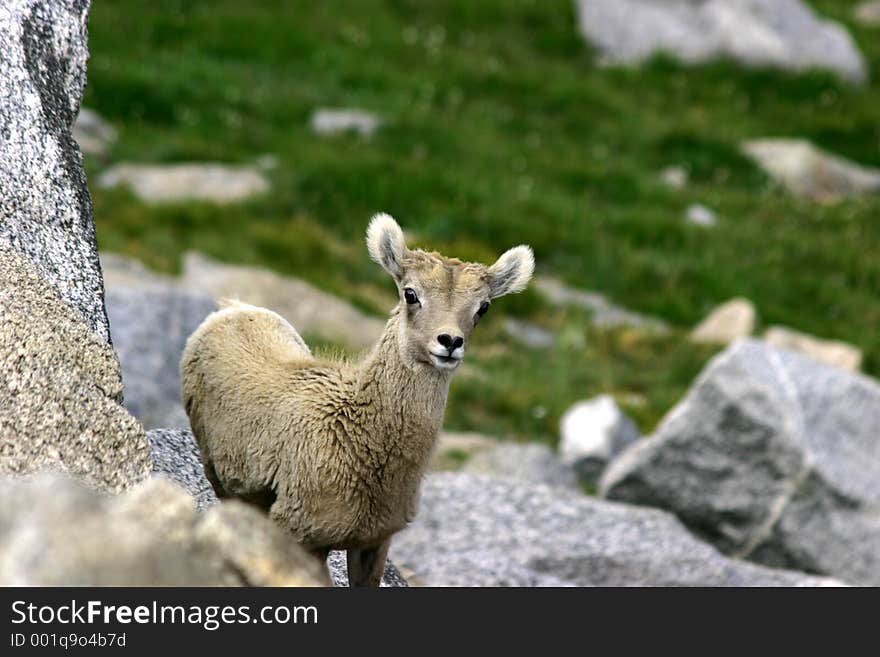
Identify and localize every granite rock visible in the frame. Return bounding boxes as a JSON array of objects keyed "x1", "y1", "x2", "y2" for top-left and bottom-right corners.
[
  {"x1": 602, "y1": 339, "x2": 880, "y2": 585},
  {"x1": 0, "y1": 0, "x2": 111, "y2": 341},
  {"x1": 390, "y1": 473, "x2": 842, "y2": 586},
  {"x1": 0, "y1": 245, "x2": 151, "y2": 493}
]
